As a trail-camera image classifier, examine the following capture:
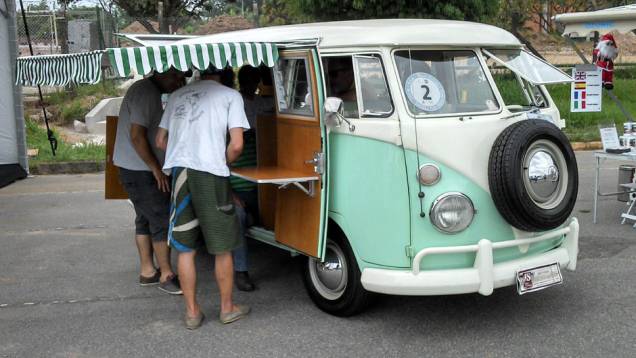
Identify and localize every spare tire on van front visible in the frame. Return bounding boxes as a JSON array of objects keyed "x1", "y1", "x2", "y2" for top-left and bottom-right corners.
[{"x1": 488, "y1": 119, "x2": 578, "y2": 232}]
